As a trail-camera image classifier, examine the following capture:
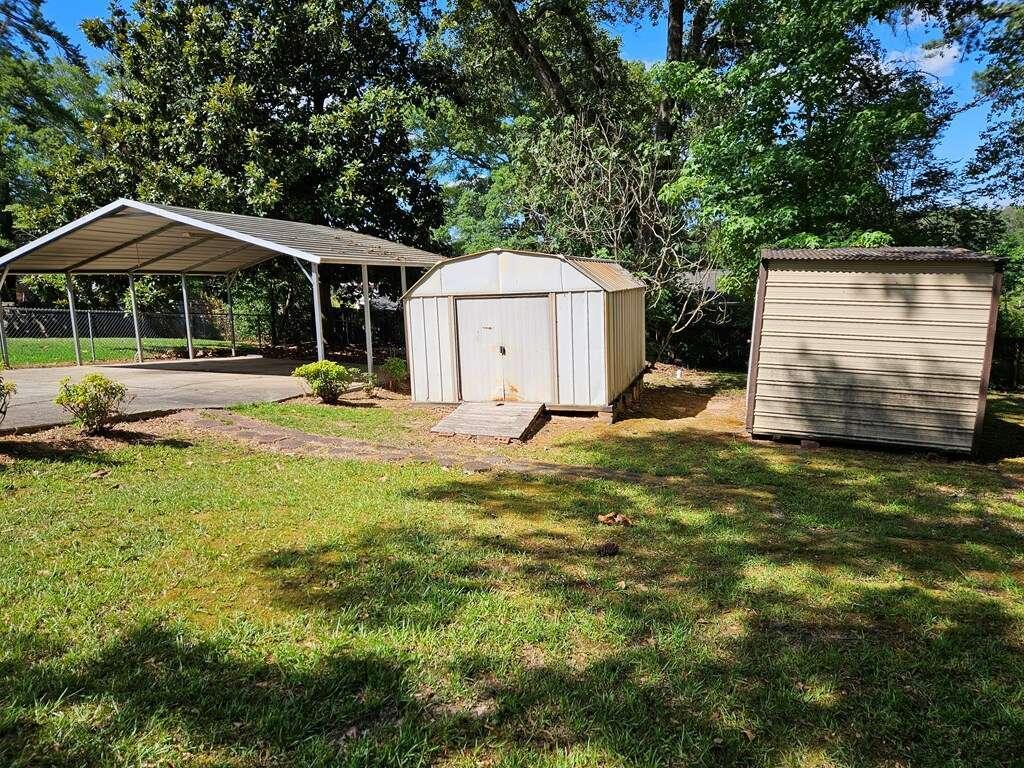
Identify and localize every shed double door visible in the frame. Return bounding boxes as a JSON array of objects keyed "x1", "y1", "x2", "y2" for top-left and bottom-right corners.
[{"x1": 456, "y1": 296, "x2": 553, "y2": 402}]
